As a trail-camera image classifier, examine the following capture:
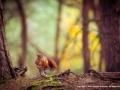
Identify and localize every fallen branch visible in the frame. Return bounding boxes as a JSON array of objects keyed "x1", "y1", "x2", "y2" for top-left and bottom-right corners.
[{"x1": 89, "y1": 68, "x2": 120, "y2": 81}]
